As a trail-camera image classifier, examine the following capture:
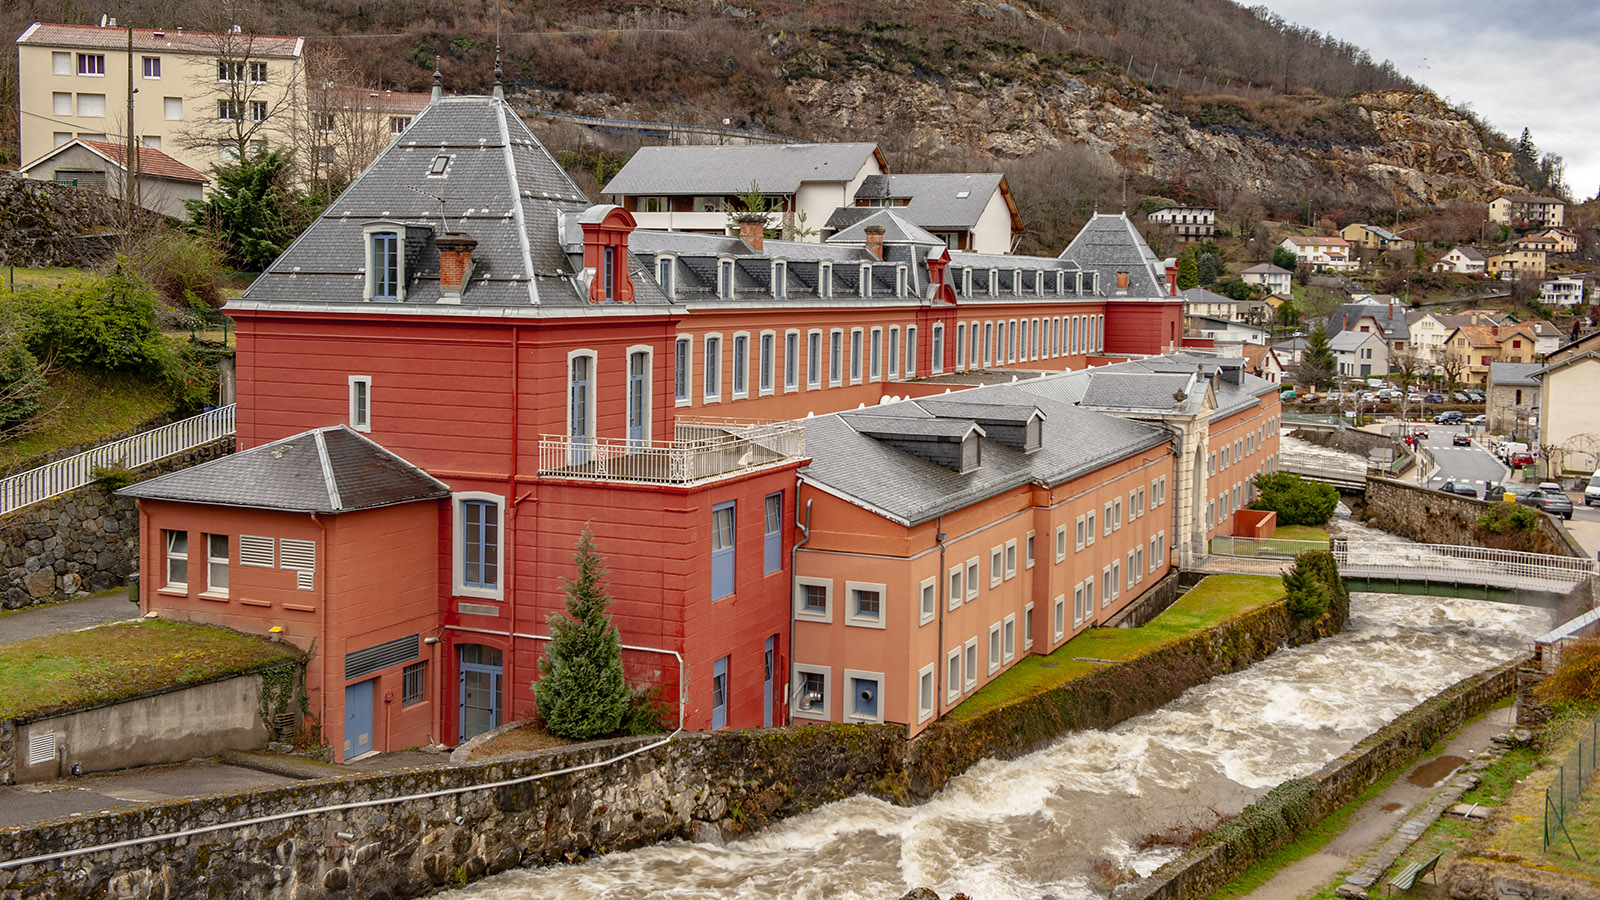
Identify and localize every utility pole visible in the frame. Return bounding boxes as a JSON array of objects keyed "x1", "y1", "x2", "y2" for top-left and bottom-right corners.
[{"x1": 127, "y1": 25, "x2": 137, "y2": 221}]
